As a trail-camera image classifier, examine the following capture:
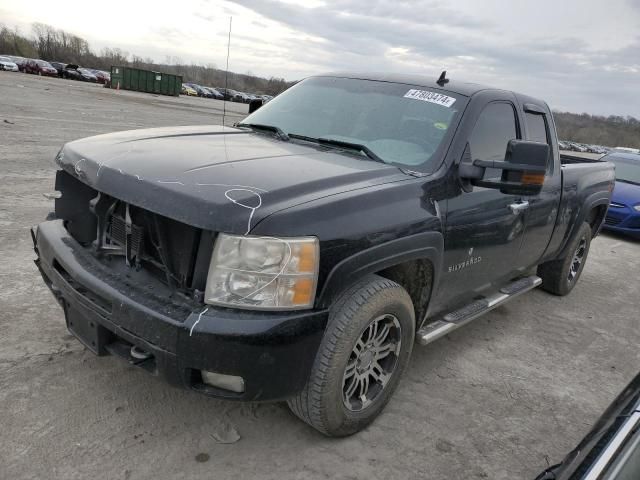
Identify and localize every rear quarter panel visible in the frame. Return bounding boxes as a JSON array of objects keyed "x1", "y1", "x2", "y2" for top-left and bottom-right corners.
[{"x1": 544, "y1": 161, "x2": 614, "y2": 261}]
